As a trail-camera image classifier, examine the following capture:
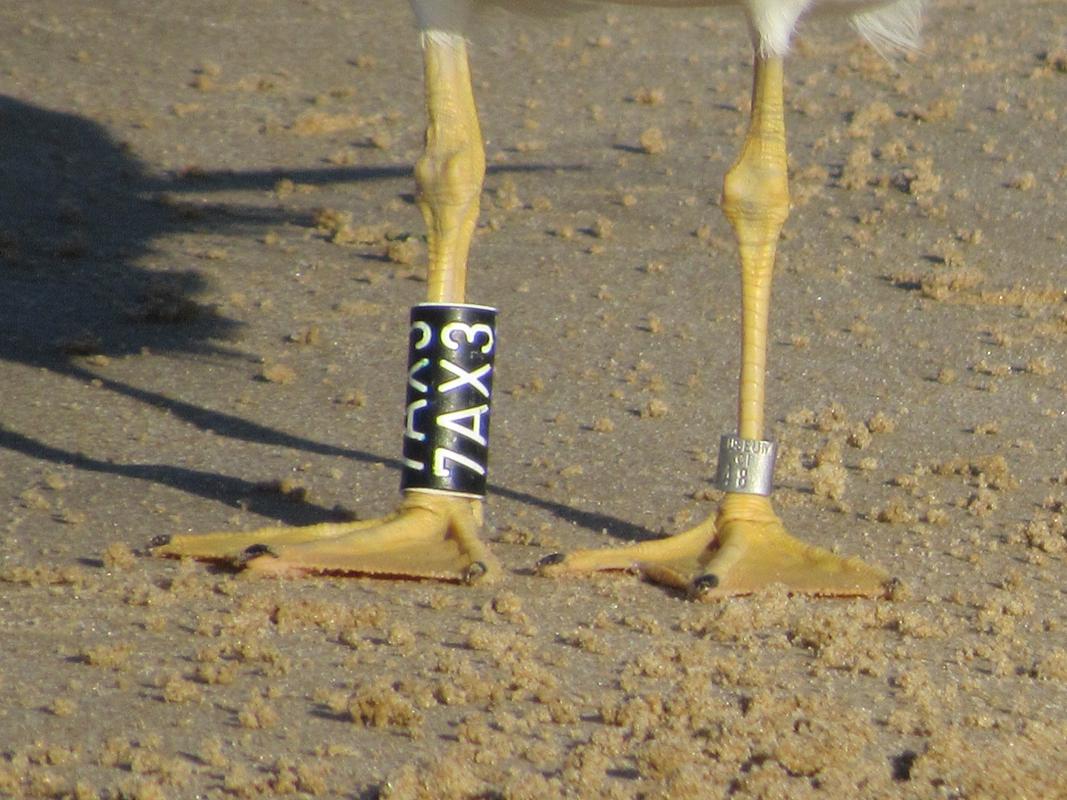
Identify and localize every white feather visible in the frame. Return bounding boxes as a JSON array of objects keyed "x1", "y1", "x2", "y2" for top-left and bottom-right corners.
[
  {"x1": 409, "y1": 0, "x2": 926, "y2": 56},
  {"x1": 851, "y1": 0, "x2": 925, "y2": 53}
]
